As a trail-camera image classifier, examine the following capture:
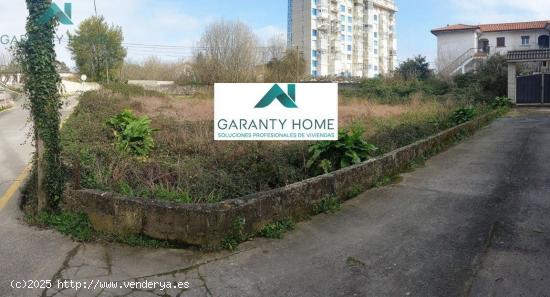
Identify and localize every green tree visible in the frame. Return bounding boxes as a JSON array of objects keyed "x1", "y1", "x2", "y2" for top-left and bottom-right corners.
[
  {"x1": 452, "y1": 55, "x2": 508, "y2": 103},
  {"x1": 477, "y1": 54, "x2": 508, "y2": 98},
  {"x1": 16, "y1": 0, "x2": 64, "y2": 211},
  {"x1": 397, "y1": 55, "x2": 431, "y2": 80},
  {"x1": 265, "y1": 49, "x2": 306, "y2": 83},
  {"x1": 192, "y1": 20, "x2": 259, "y2": 84},
  {"x1": 67, "y1": 16, "x2": 126, "y2": 82}
]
